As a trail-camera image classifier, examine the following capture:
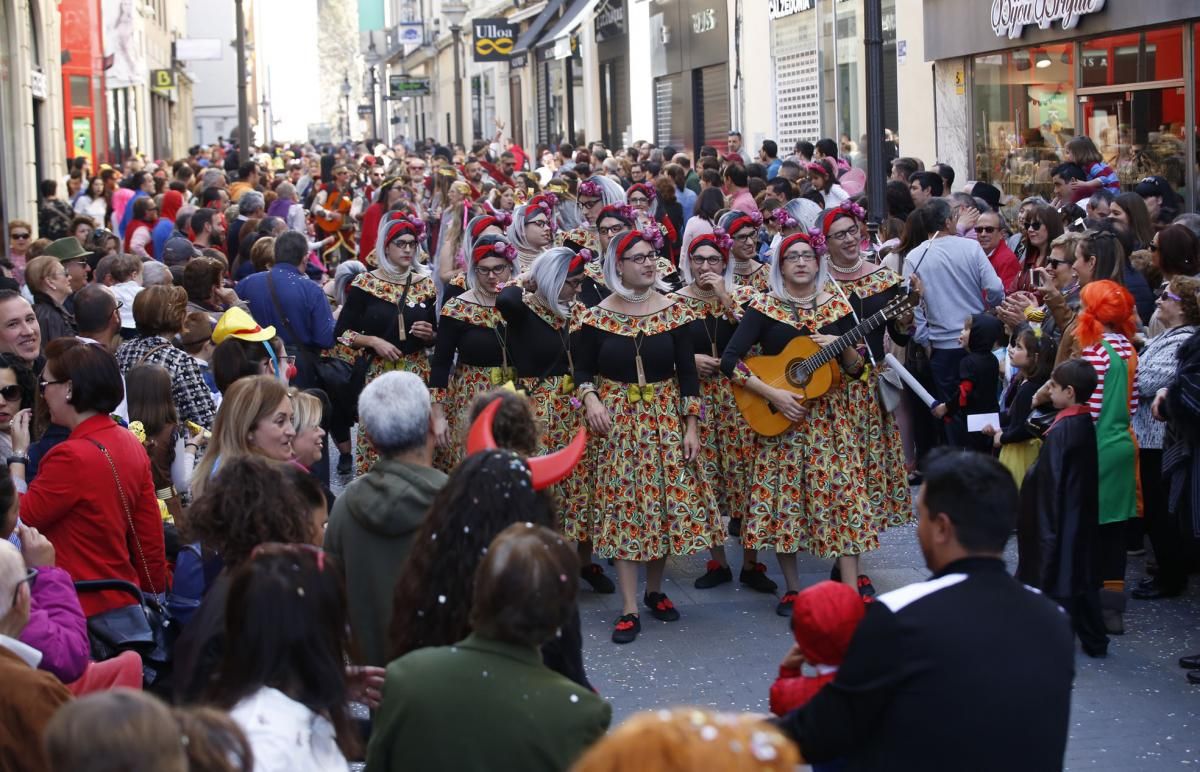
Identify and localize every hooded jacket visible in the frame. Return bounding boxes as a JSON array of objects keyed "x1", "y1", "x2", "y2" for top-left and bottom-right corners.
[
  {"x1": 324, "y1": 457, "x2": 447, "y2": 667},
  {"x1": 949, "y1": 313, "x2": 1003, "y2": 418}
]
